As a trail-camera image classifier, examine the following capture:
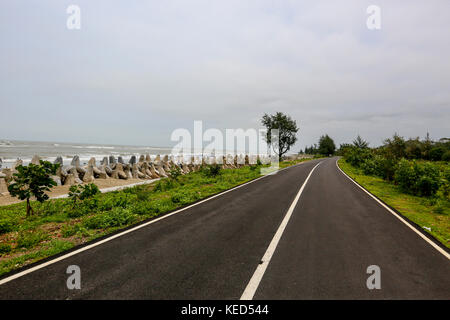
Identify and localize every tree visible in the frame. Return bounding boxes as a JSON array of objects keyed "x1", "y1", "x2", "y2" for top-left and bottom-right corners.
[
  {"x1": 8, "y1": 161, "x2": 59, "y2": 217},
  {"x1": 382, "y1": 133, "x2": 406, "y2": 159},
  {"x1": 353, "y1": 135, "x2": 369, "y2": 149},
  {"x1": 318, "y1": 134, "x2": 336, "y2": 156},
  {"x1": 261, "y1": 112, "x2": 299, "y2": 160}
]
